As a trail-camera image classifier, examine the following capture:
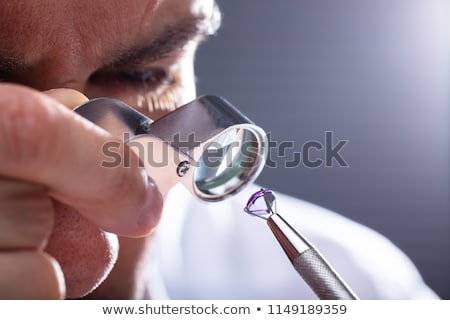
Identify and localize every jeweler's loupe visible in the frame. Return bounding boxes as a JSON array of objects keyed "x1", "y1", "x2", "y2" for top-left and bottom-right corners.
[{"x1": 74, "y1": 95, "x2": 268, "y2": 202}]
